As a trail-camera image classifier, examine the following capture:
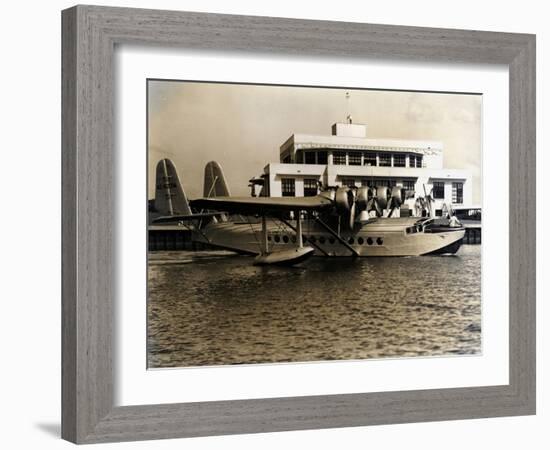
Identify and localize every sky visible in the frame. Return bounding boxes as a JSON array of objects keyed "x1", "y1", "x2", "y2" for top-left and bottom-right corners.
[{"x1": 148, "y1": 81, "x2": 482, "y2": 202}]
